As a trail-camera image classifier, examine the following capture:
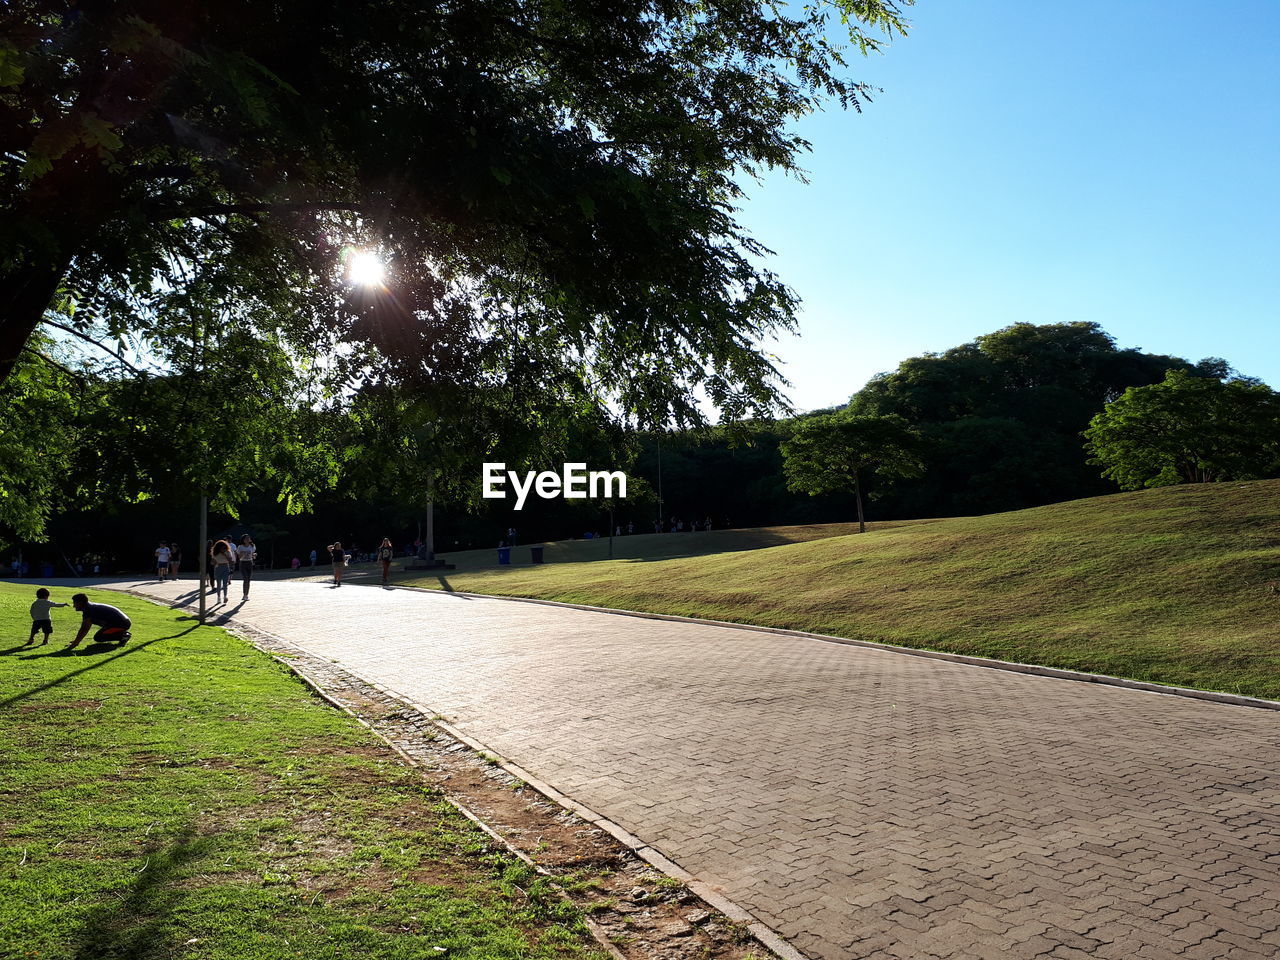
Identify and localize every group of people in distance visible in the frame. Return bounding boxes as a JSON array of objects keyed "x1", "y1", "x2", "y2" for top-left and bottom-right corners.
[
  {"x1": 206, "y1": 536, "x2": 257, "y2": 602},
  {"x1": 653, "y1": 516, "x2": 719, "y2": 533},
  {"x1": 153, "y1": 540, "x2": 183, "y2": 580},
  {"x1": 326, "y1": 537, "x2": 395, "y2": 587},
  {"x1": 155, "y1": 536, "x2": 257, "y2": 602},
  {"x1": 26, "y1": 588, "x2": 132, "y2": 651},
  {"x1": 19, "y1": 531, "x2": 395, "y2": 652}
]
